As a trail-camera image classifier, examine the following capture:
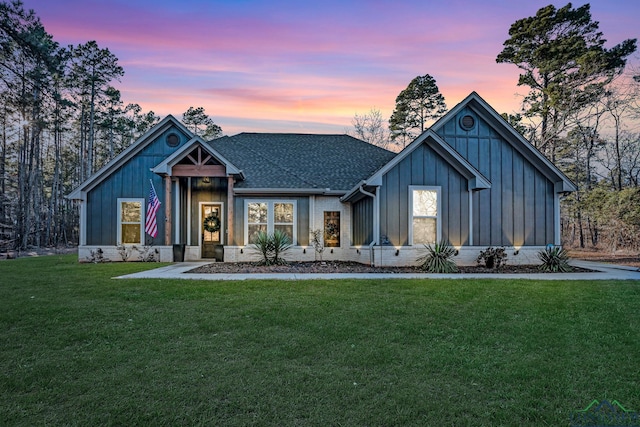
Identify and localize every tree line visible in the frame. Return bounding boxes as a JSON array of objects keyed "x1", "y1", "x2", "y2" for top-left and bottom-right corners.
[
  {"x1": 0, "y1": 1, "x2": 220, "y2": 251},
  {"x1": 352, "y1": 3, "x2": 640, "y2": 252},
  {"x1": 2, "y1": 1, "x2": 639, "y2": 253}
]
